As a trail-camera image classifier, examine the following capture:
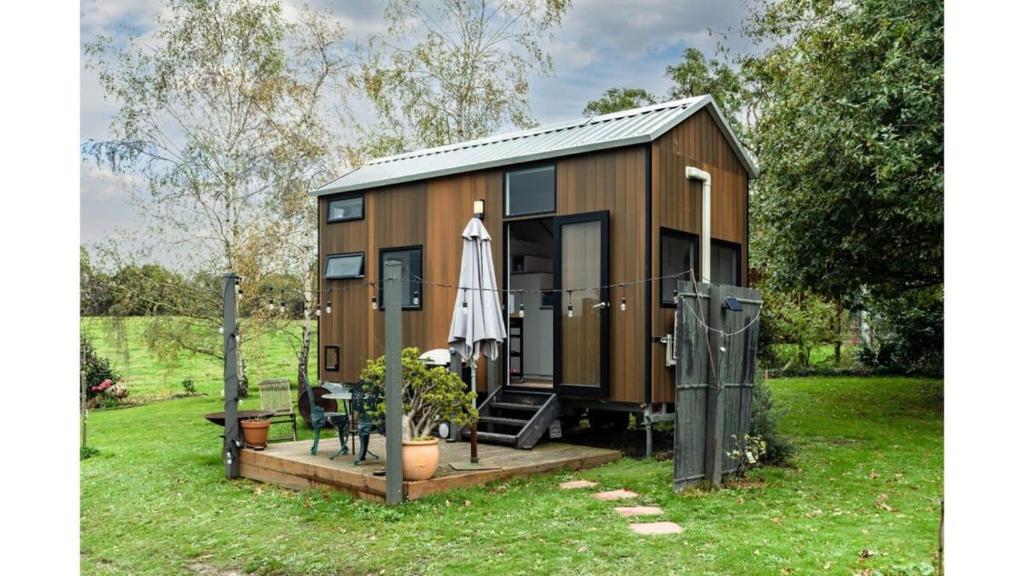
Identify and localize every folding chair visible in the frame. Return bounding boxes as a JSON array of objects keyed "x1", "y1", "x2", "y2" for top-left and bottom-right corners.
[{"x1": 257, "y1": 378, "x2": 298, "y2": 443}]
